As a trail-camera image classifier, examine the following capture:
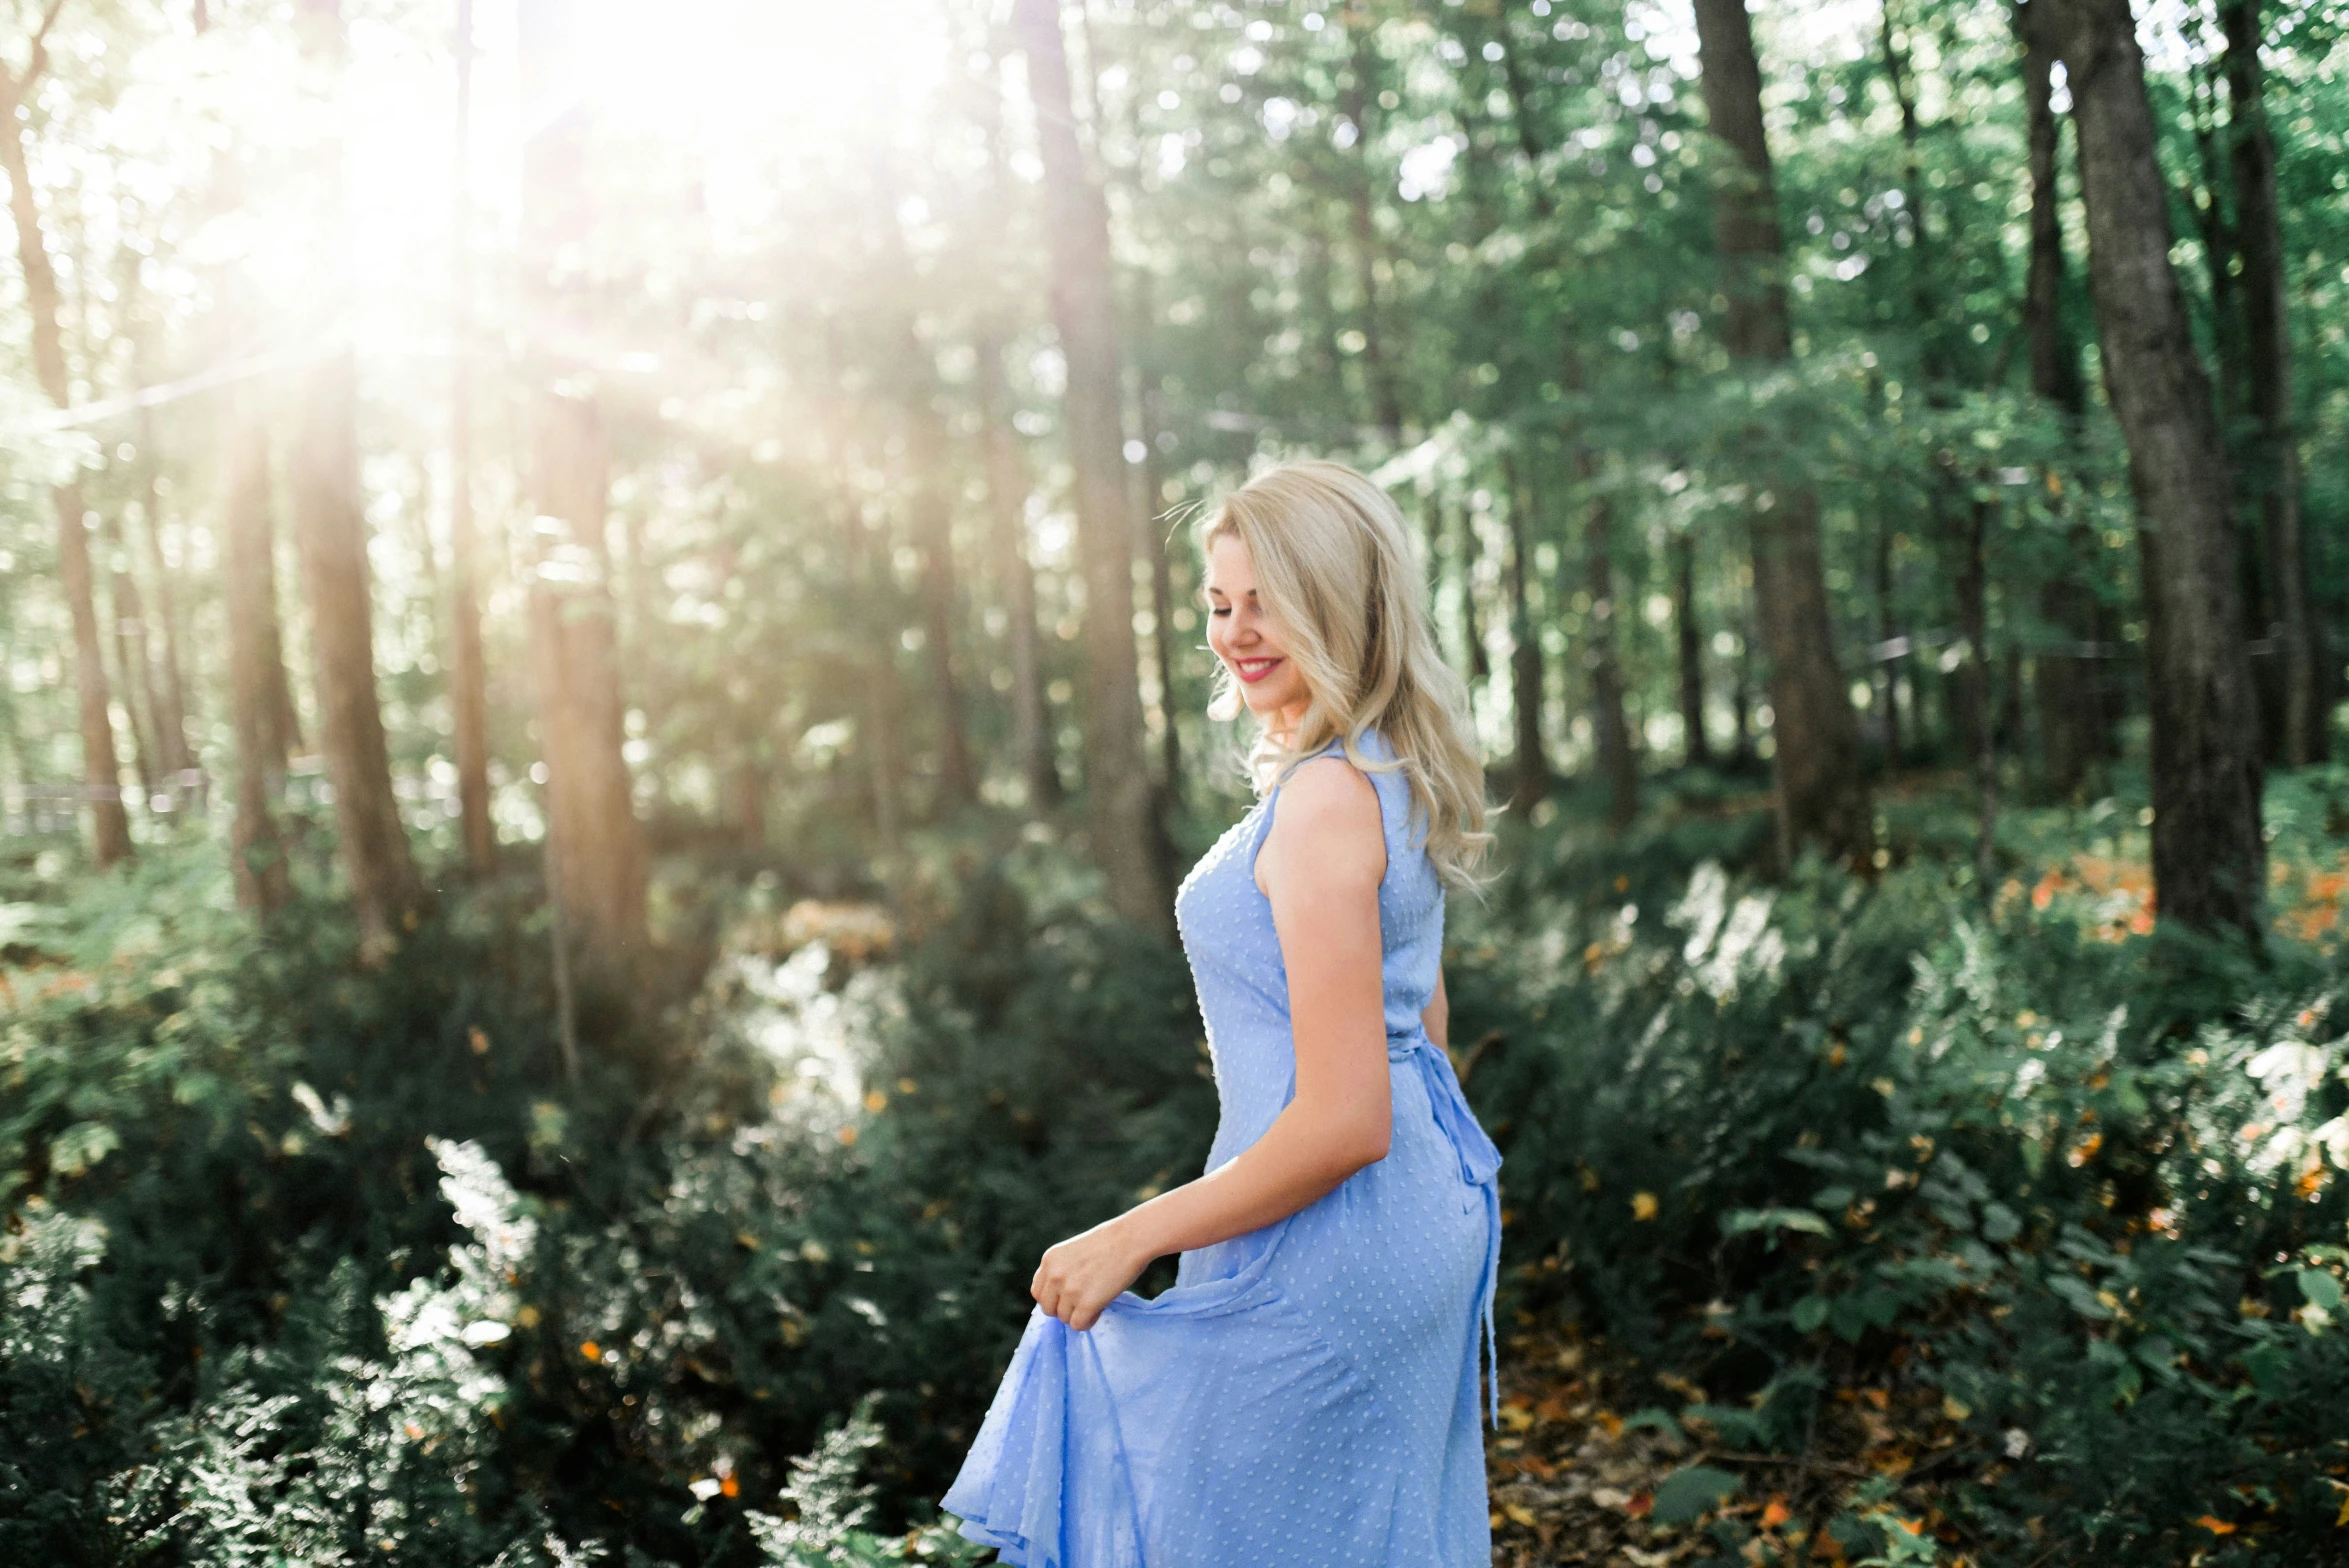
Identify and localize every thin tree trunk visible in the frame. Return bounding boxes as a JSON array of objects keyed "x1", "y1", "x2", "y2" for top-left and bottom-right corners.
[
  {"x1": 292, "y1": 349, "x2": 421, "y2": 955},
  {"x1": 975, "y1": 331, "x2": 1060, "y2": 811},
  {"x1": 293, "y1": 0, "x2": 415, "y2": 955},
  {"x1": 99, "y1": 509, "x2": 160, "y2": 809},
  {"x1": 1502, "y1": 454, "x2": 1550, "y2": 815},
  {"x1": 1136, "y1": 372, "x2": 1183, "y2": 810},
  {"x1": 0, "y1": 22, "x2": 131, "y2": 867},
  {"x1": 447, "y1": 0, "x2": 494, "y2": 872},
  {"x1": 1339, "y1": 11, "x2": 1403, "y2": 442},
  {"x1": 1674, "y1": 531, "x2": 1711, "y2": 768},
  {"x1": 134, "y1": 411, "x2": 195, "y2": 785},
  {"x1": 225, "y1": 391, "x2": 291, "y2": 914},
  {"x1": 1692, "y1": 0, "x2": 1869, "y2": 868},
  {"x1": 1581, "y1": 453, "x2": 1636, "y2": 831},
  {"x1": 1457, "y1": 499, "x2": 1489, "y2": 687},
  {"x1": 2018, "y1": 3, "x2": 2108, "y2": 798},
  {"x1": 817, "y1": 317, "x2": 905, "y2": 849},
  {"x1": 1014, "y1": 0, "x2": 1168, "y2": 932},
  {"x1": 1953, "y1": 482, "x2": 1999, "y2": 893},
  {"x1": 2223, "y1": 0, "x2": 2320, "y2": 763},
  {"x1": 896, "y1": 316, "x2": 977, "y2": 813},
  {"x1": 2023, "y1": 0, "x2": 2266, "y2": 940},
  {"x1": 526, "y1": 390, "x2": 649, "y2": 964},
  {"x1": 1873, "y1": 514, "x2": 1905, "y2": 766}
]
